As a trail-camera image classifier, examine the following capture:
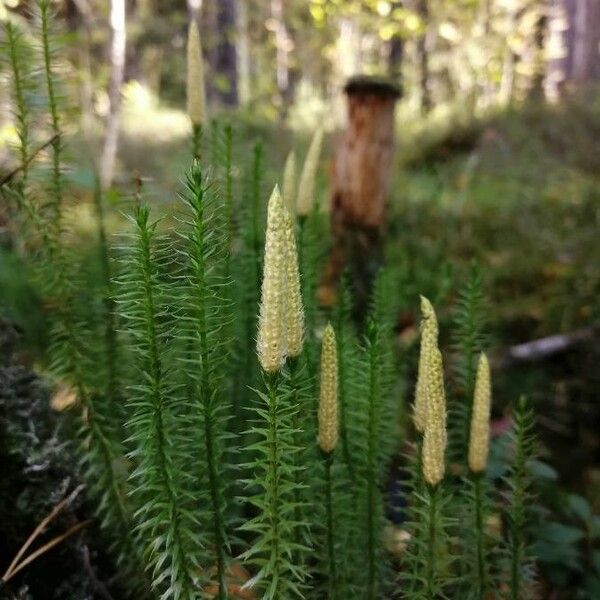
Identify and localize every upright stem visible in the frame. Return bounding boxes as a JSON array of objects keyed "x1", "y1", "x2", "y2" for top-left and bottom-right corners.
[
  {"x1": 324, "y1": 452, "x2": 337, "y2": 599},
  {"x1": 335, "y1": 313, "x2": 355, "y2": 484},
  {"x1": 474, "y1": 473, "x2": 486, "y2": 599},
  {"x1": 189, "y1": 172, "x2": 227, "y2": 598},
  {"x1": 5, "y1": 23, "x2": 30, "y2": 193},
  {"x1": 137, "y1": 210, "x2": 195, "y2": 595},
  {"x1": 298, "y1": 214, "x2": 317, "y2": 386},
  {"x1": 192, "y1": 124, "x2": 203, "y2": 161},
  {"x1": 93, "y1": 179, "x2": 120, "y2": 414},
  {"x1": 510, "y1": 447, "x2": 525, "y2": 600},
  {"x1": 40, "y1": 1, "x2": 64, "y2": 253},
  {"x1": 510, "y1": 519, "x2": 521, "y2": 600},
  {"x1": 288, "y1": 357, "x2": 306, "y2": 558},
  {"x1": 407, "y1": 438, "x2": 424, "y2": 595},
  {"x1": 223, "y1": 123, "x2": 234, "y2": 277},
  {"x1": 366, "y1": 327, "x2": 380, "y2": 600},
  {"x1": 251, "y1": 143, "x2": 263, "y2": 295},
  {"x1": 205, "y1": 404, "x2": 227, "y2": 599},
  {"x1": 426, "y1": 484, "x2": 438, "y2": 598},
  {"x1": 266, "y1": 372, "x2": 282, "y2": 597}
]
